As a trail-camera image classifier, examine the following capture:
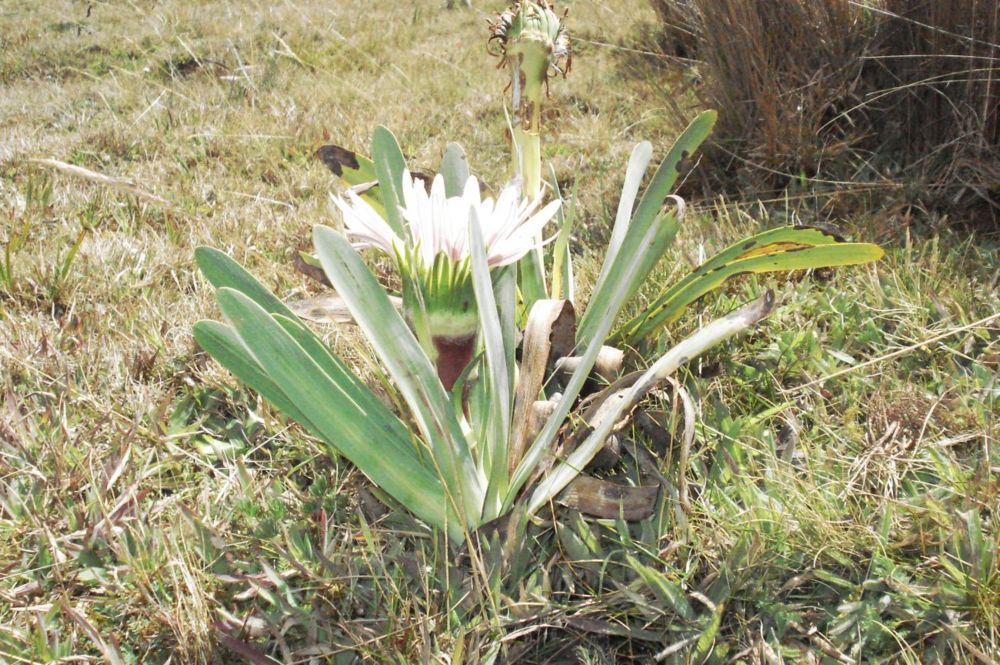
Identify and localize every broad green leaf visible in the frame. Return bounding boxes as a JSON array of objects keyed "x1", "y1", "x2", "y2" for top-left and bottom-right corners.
[
  {"x1": 313, "y1": 225, "x2": 484, "y2": 529},
  {"x1": 469, "y1": 208, "x2": 513, "y2": 518},
  {"x1": 195, "y1": 246, "x2": 295, "y2": 320},
  {"x1": 192, "y1": 320, "x2": 313, "y2": 431},
  {"x1": 371, "y1": 126, "x2": 408, "y2": 240},
  {"x1": 213, "y1": 287, "x2": 456, "y2": 538},
  {"x1": 620, "y1": 210, "x2": 680, "y2": 311},
  {"x1": 494, "y1": 264, "x2": 518, "y2": 391},
  {"x1": 196, "y1": 246, "x2": 379, "y2": 411},
  {"x1": 629, "y1": 111, "x2": 715, "y2": 238},
  {"x1": 271, "y1": 314, "x2": 408, "y2": 439},
  {"x1": 614, "y1": 228, "x2": 885, "y2": 344},
  {"x1": 600, "y1": 141, "x2": 652, "y2": 287},
  {"x1": 576, "y1": 111, "x2": 716, "y2": 348},
  {"x1": 440, "y1": 143, "x2": 470, "y2": 197}
]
